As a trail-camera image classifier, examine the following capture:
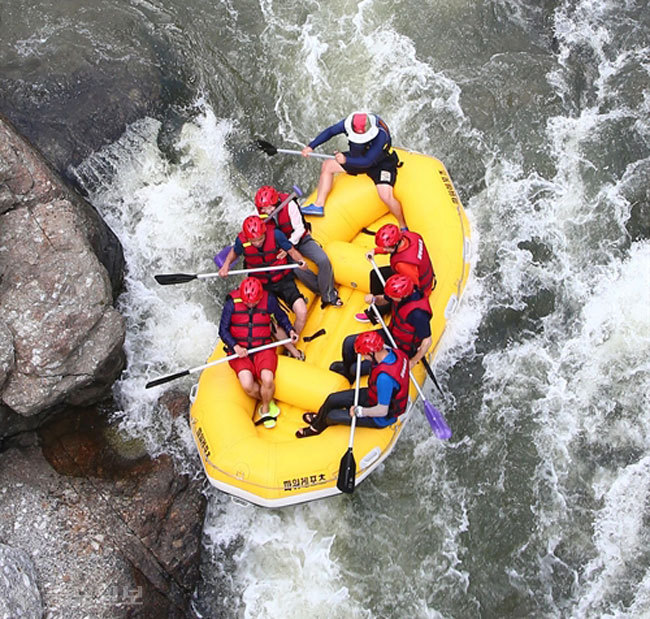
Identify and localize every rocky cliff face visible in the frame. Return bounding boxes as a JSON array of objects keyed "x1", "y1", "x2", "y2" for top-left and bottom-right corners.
[{"x1": 0, "y1": 114, "x2": 125, "y2": 430}]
